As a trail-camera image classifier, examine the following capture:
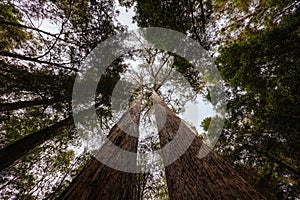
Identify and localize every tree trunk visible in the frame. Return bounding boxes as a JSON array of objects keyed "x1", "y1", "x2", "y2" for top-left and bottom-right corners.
[
  {"x1": 58, "y1": 94, "x2": 143, "y2": 200},
  {"x1": 0, "y1": 117, "x2": 73, "y2": 171},
  {"x1": 0, "y1": 98, "x2": 58, "y2": 111},
  {"x1": 151, "y1": 91, "x2": 265, "y2": 200}
]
